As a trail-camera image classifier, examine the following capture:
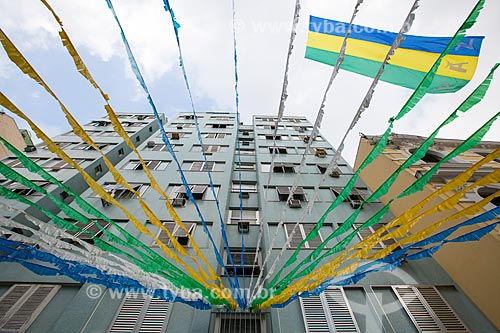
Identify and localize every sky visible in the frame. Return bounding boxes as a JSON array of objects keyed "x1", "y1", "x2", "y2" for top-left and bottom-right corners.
[{"x1": 0, "y1": 0, "x2": 499, "y2": 165}]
